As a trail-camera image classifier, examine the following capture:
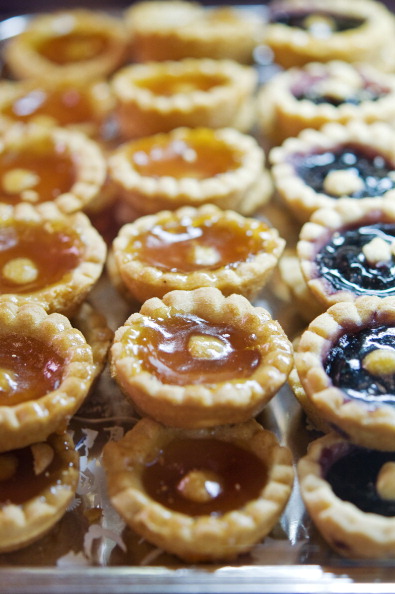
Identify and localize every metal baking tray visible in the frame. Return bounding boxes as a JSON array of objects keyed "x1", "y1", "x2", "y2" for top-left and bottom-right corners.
[{"x1": 1, "y1": 3, "x2": 395, "y2": 593}]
